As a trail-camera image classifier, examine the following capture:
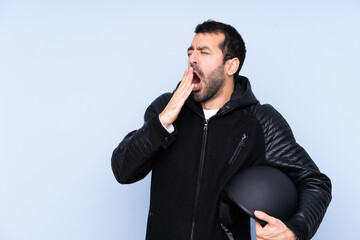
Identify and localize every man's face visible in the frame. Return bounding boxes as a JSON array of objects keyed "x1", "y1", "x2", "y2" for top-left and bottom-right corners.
[{"x1": 187, "y1": 33, "x2": 226, "y2": 103}]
